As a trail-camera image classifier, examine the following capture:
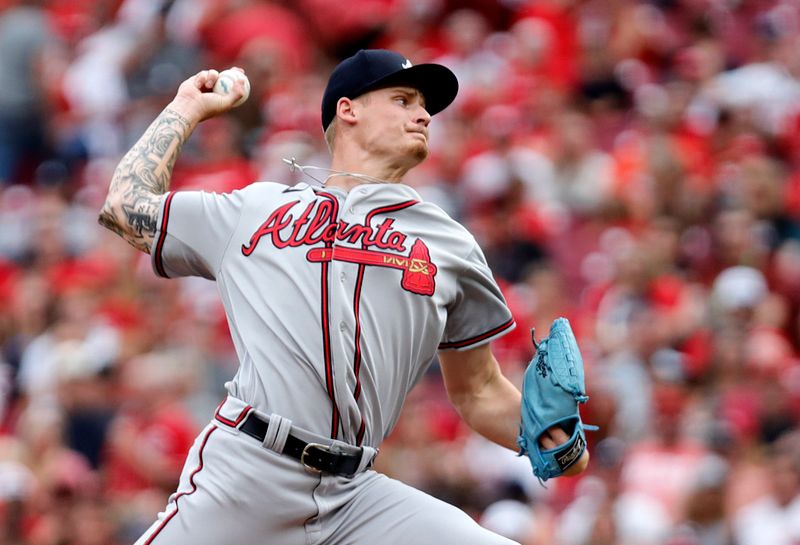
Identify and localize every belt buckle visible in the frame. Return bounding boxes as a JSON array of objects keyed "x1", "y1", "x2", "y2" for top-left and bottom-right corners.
[{"x1": 300, "y1": 442, "x2": 330, "y2": 473}]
